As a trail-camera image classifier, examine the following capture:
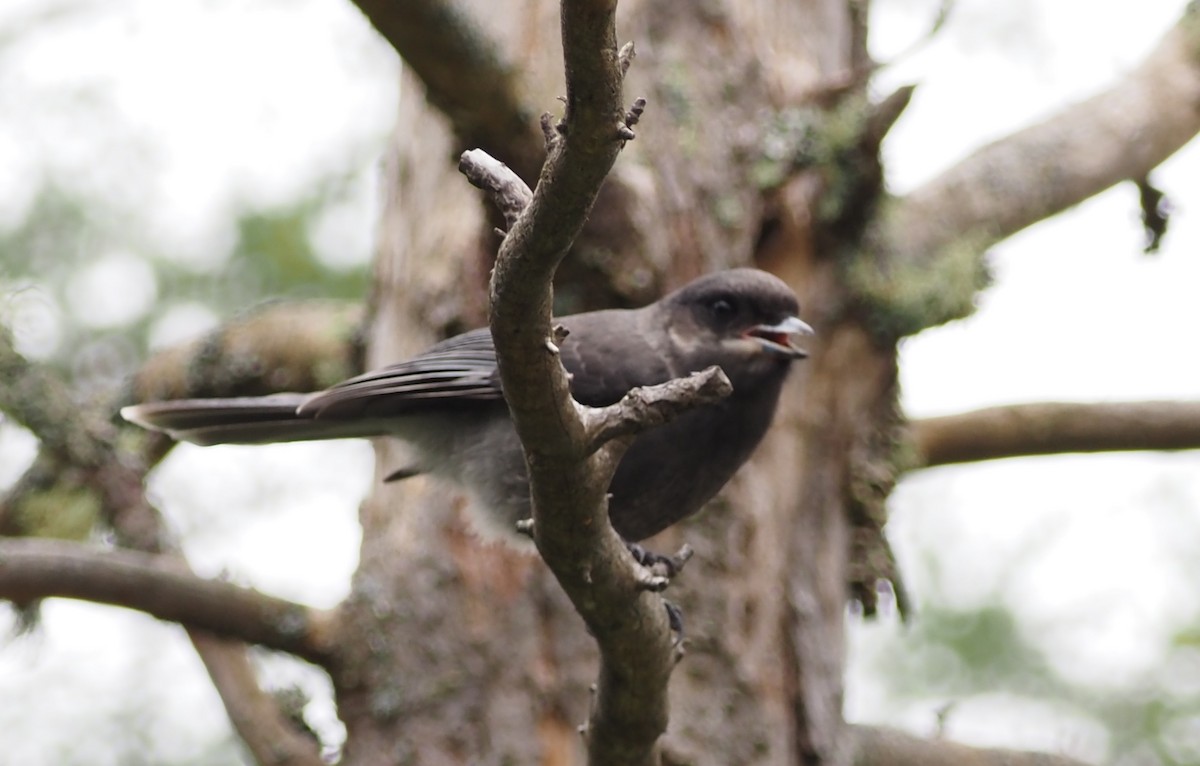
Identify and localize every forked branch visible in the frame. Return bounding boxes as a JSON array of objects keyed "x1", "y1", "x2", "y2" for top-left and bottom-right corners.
[{"x1": 460, "y1": 2, "x2": 707, "y2": 763}]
